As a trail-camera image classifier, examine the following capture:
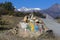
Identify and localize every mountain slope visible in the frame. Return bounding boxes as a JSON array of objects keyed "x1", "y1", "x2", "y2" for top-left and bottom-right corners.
[
  {"x1": 40, "y1": 4, "x2": 60, "y2": 18},
  {"x1": 16, "y1": 4, "x2": 60, "y2": 18},
  {"x1": 17, "y1": 7, "x2": 41, "y2": 12},
  {"x1": 42, "y1": 15, "x2": 60, "y2": 36}
]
